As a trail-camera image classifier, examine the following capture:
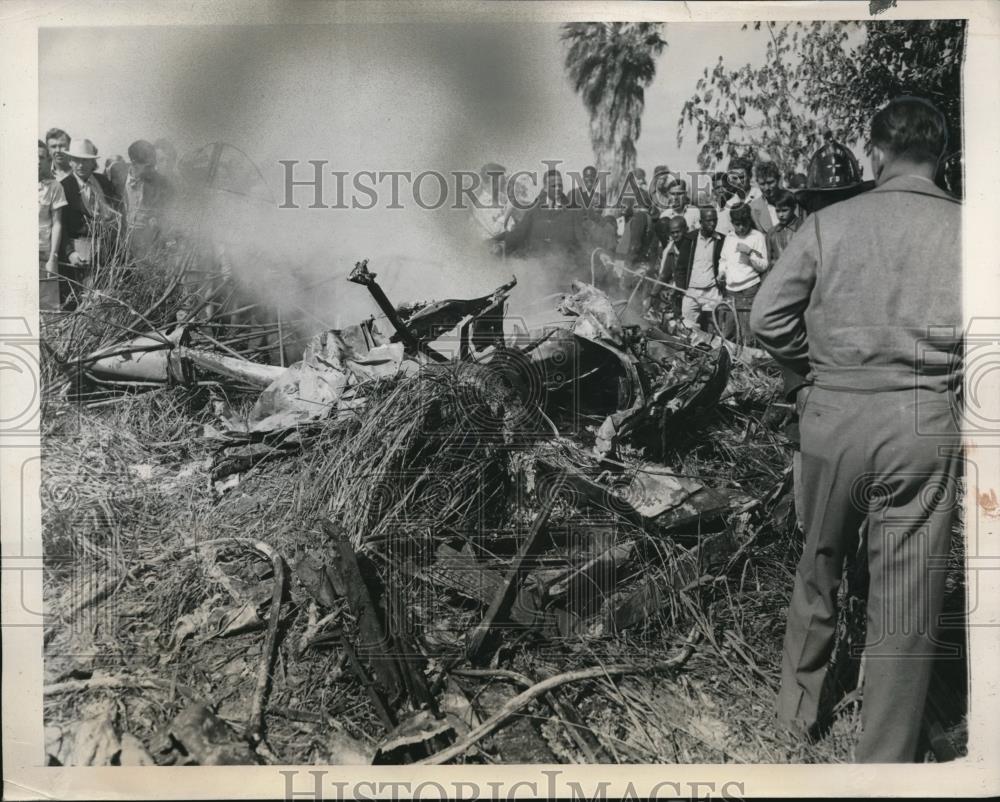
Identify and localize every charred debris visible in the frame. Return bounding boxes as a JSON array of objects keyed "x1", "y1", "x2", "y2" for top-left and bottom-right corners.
[{"x1": 43, "y1": 259, "x2": 799, "y2": 765}]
